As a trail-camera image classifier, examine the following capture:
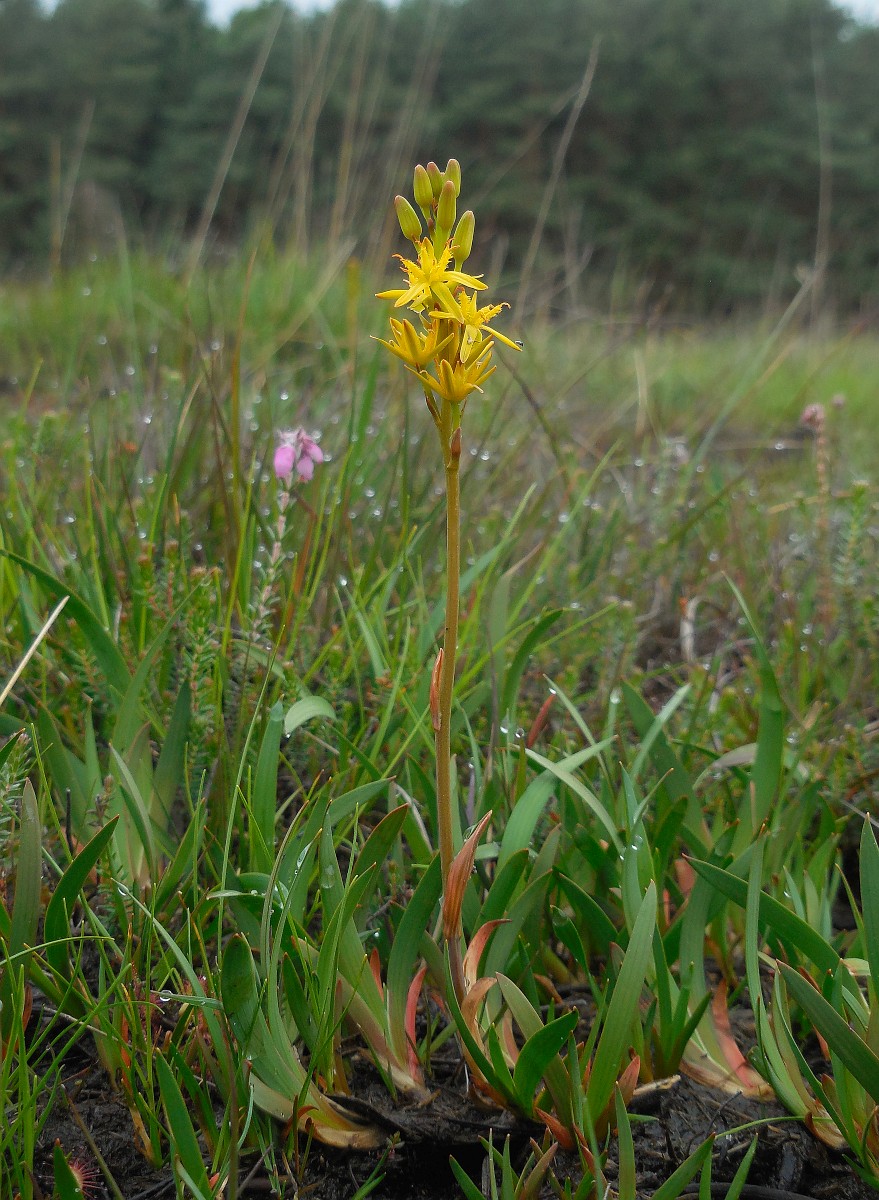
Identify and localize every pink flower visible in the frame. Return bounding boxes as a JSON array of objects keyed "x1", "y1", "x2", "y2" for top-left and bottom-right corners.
[{"x1": 273, "y1": 428, "x2": 324, "y2": 483}]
